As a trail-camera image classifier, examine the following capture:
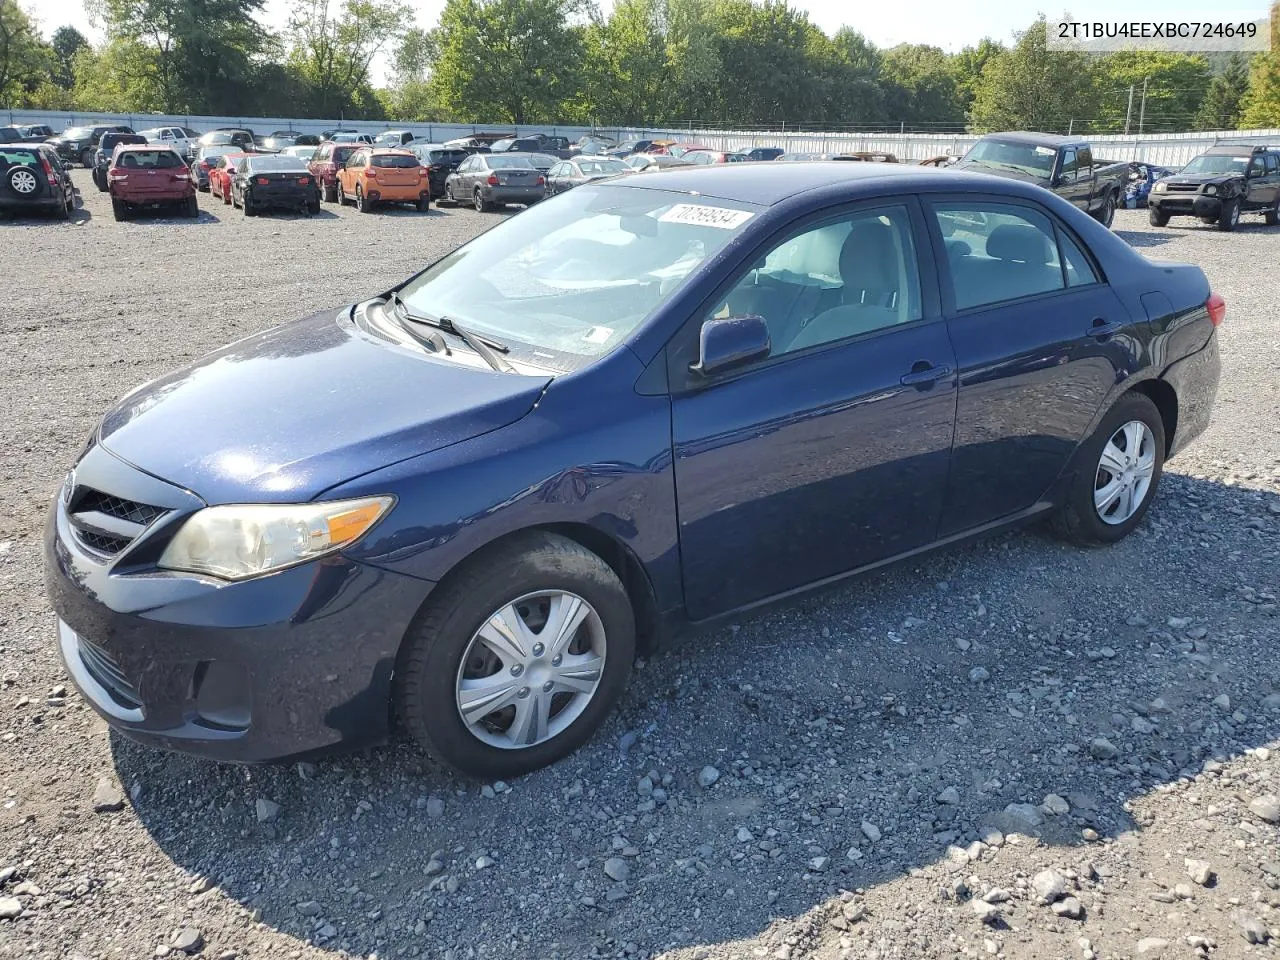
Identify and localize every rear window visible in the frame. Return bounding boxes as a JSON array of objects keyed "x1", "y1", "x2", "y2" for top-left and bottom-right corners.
[
  {"x1": 0, "y1": 148, "x2": 38, "y2": 166},
  {"x1": 116, "y1": 150, "x2": 183, "y2": 169},
  {"x1": 488, "y1": 155, "x2": 534, "y2": 169},
  {"x1": 246, "y1": 156, "x2": 308, "y2": 172},
  {"x1": 372, "y1": 154, "x2": 418, "y2": 168}
]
